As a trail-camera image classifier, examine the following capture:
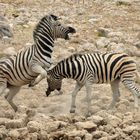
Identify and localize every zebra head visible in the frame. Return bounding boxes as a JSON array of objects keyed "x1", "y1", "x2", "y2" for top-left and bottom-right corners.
[
  {"x1": 46, "y1": 77, "x2": 62, "y2": 96},
  {"x1": 49, "y1": 14, "x2": 76, "y2": 40},
  {"x1": 33, "y1": 14, "x2": 76, "y2": 42},
  {"x1": 53, "y1": 25, "x2": 76, "y2": 40}
]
